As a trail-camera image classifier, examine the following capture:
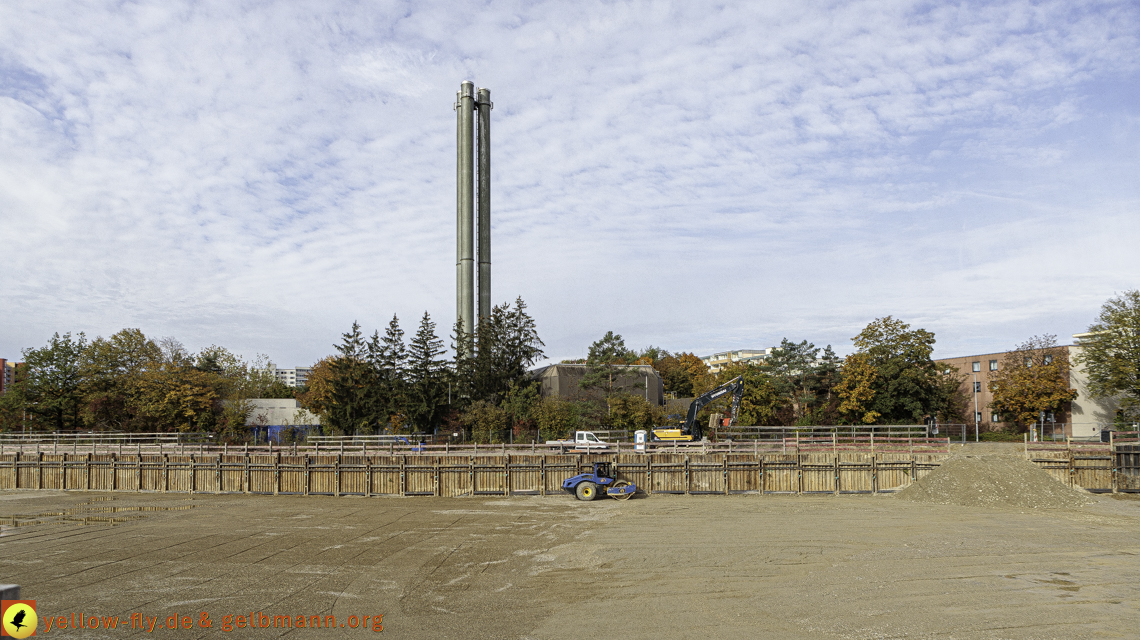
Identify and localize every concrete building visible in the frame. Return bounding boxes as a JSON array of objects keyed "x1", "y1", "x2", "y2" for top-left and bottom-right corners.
[
  {"x1": 701, "y1": 348, "x2": 773, "y2": 374},
  {"x1": 245, "y1": 398, "x2": 321, "y2": 426},
  {"x1": 935, "y1": 336, "x2": 1122, "y2": 439},
  {"x1": 1, "y1": 359, "x2": 17, "y2": 394},
  {"x1": 1070, "y1": 335, "x2": 1123, "y2": 437},
  {"x1": 530, "y1": 364, "x2": 665, "y2": 405},
  {"x1": 264, "y1": 364, "x2": 312, "y2": 388}
]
